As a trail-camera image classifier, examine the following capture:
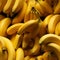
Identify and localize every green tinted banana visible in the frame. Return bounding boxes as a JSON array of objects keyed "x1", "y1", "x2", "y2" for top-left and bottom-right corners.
[
  {"x1": 3, "y1": 0, "x2": 15, "y2": 15},
  {"x1": 47, "y1": 43, "x2": 60, "y2": 60},
  {"x1": 12, "y1": 1, "x2": 27, "y2": 24},
  {"x1": 12, "y1": 0, "x2": 24, "y2": 13},
  {"x1": 0, "y1": 18, "x2": 11, "y2": 36},
  {"x1": 18, "y1": 19, "x2": 39, "y2": 34},
  {"x1": 39, "y1": 34, "x2": 60, "y2": 45},
  {"x1": 0, "y1": 36, "x2": 15, "y2": 60},
  {"x1": 55, "y1": 22, "x2": 60, "y2": 35},
  {"x1": 48, "y1": 15, "x2": 60, "y2": 33},
  {"x1": 16, "y1": 48, "x2": 24, "y2": 60},
  {"x1": 7, "y1": 23, "x2": 23, "y2": 35}
]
